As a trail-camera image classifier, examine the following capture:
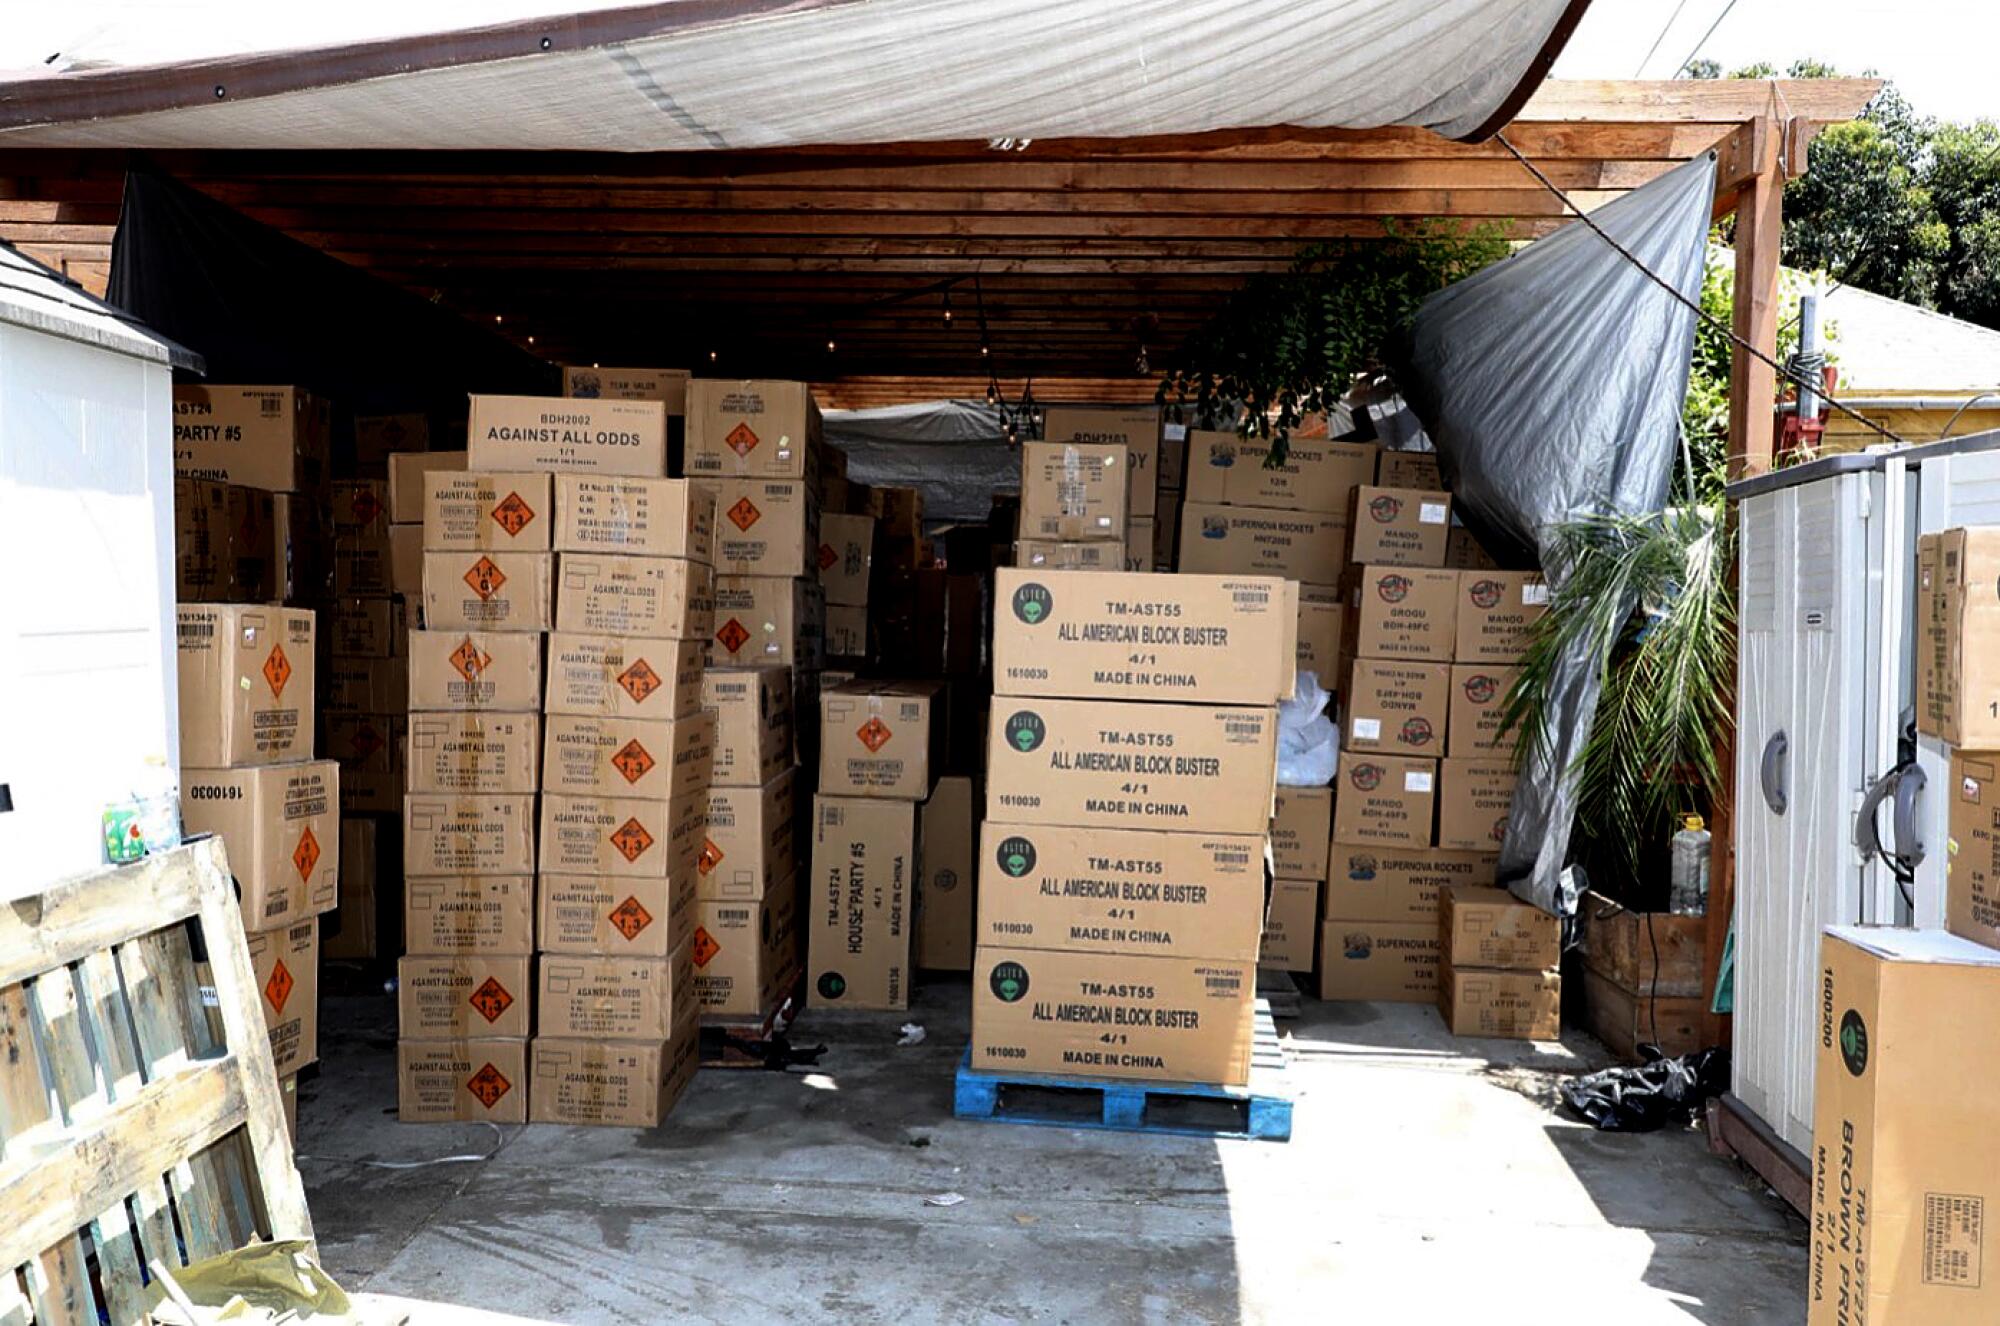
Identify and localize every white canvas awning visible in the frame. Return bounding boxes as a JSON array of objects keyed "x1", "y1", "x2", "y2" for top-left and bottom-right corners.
[{"x1": 0, "y1": 0, "x2": 1589, "y2": 149}]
